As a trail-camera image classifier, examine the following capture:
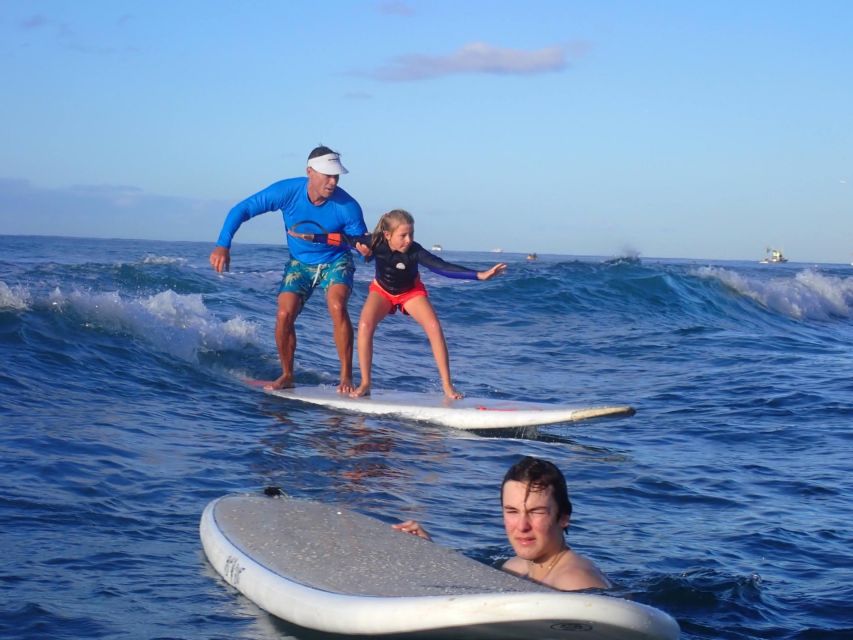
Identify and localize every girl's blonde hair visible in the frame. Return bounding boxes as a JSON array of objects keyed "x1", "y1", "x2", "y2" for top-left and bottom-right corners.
[{"x1": 371, "y1": 209, "x2": 414, "y2": 249}]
